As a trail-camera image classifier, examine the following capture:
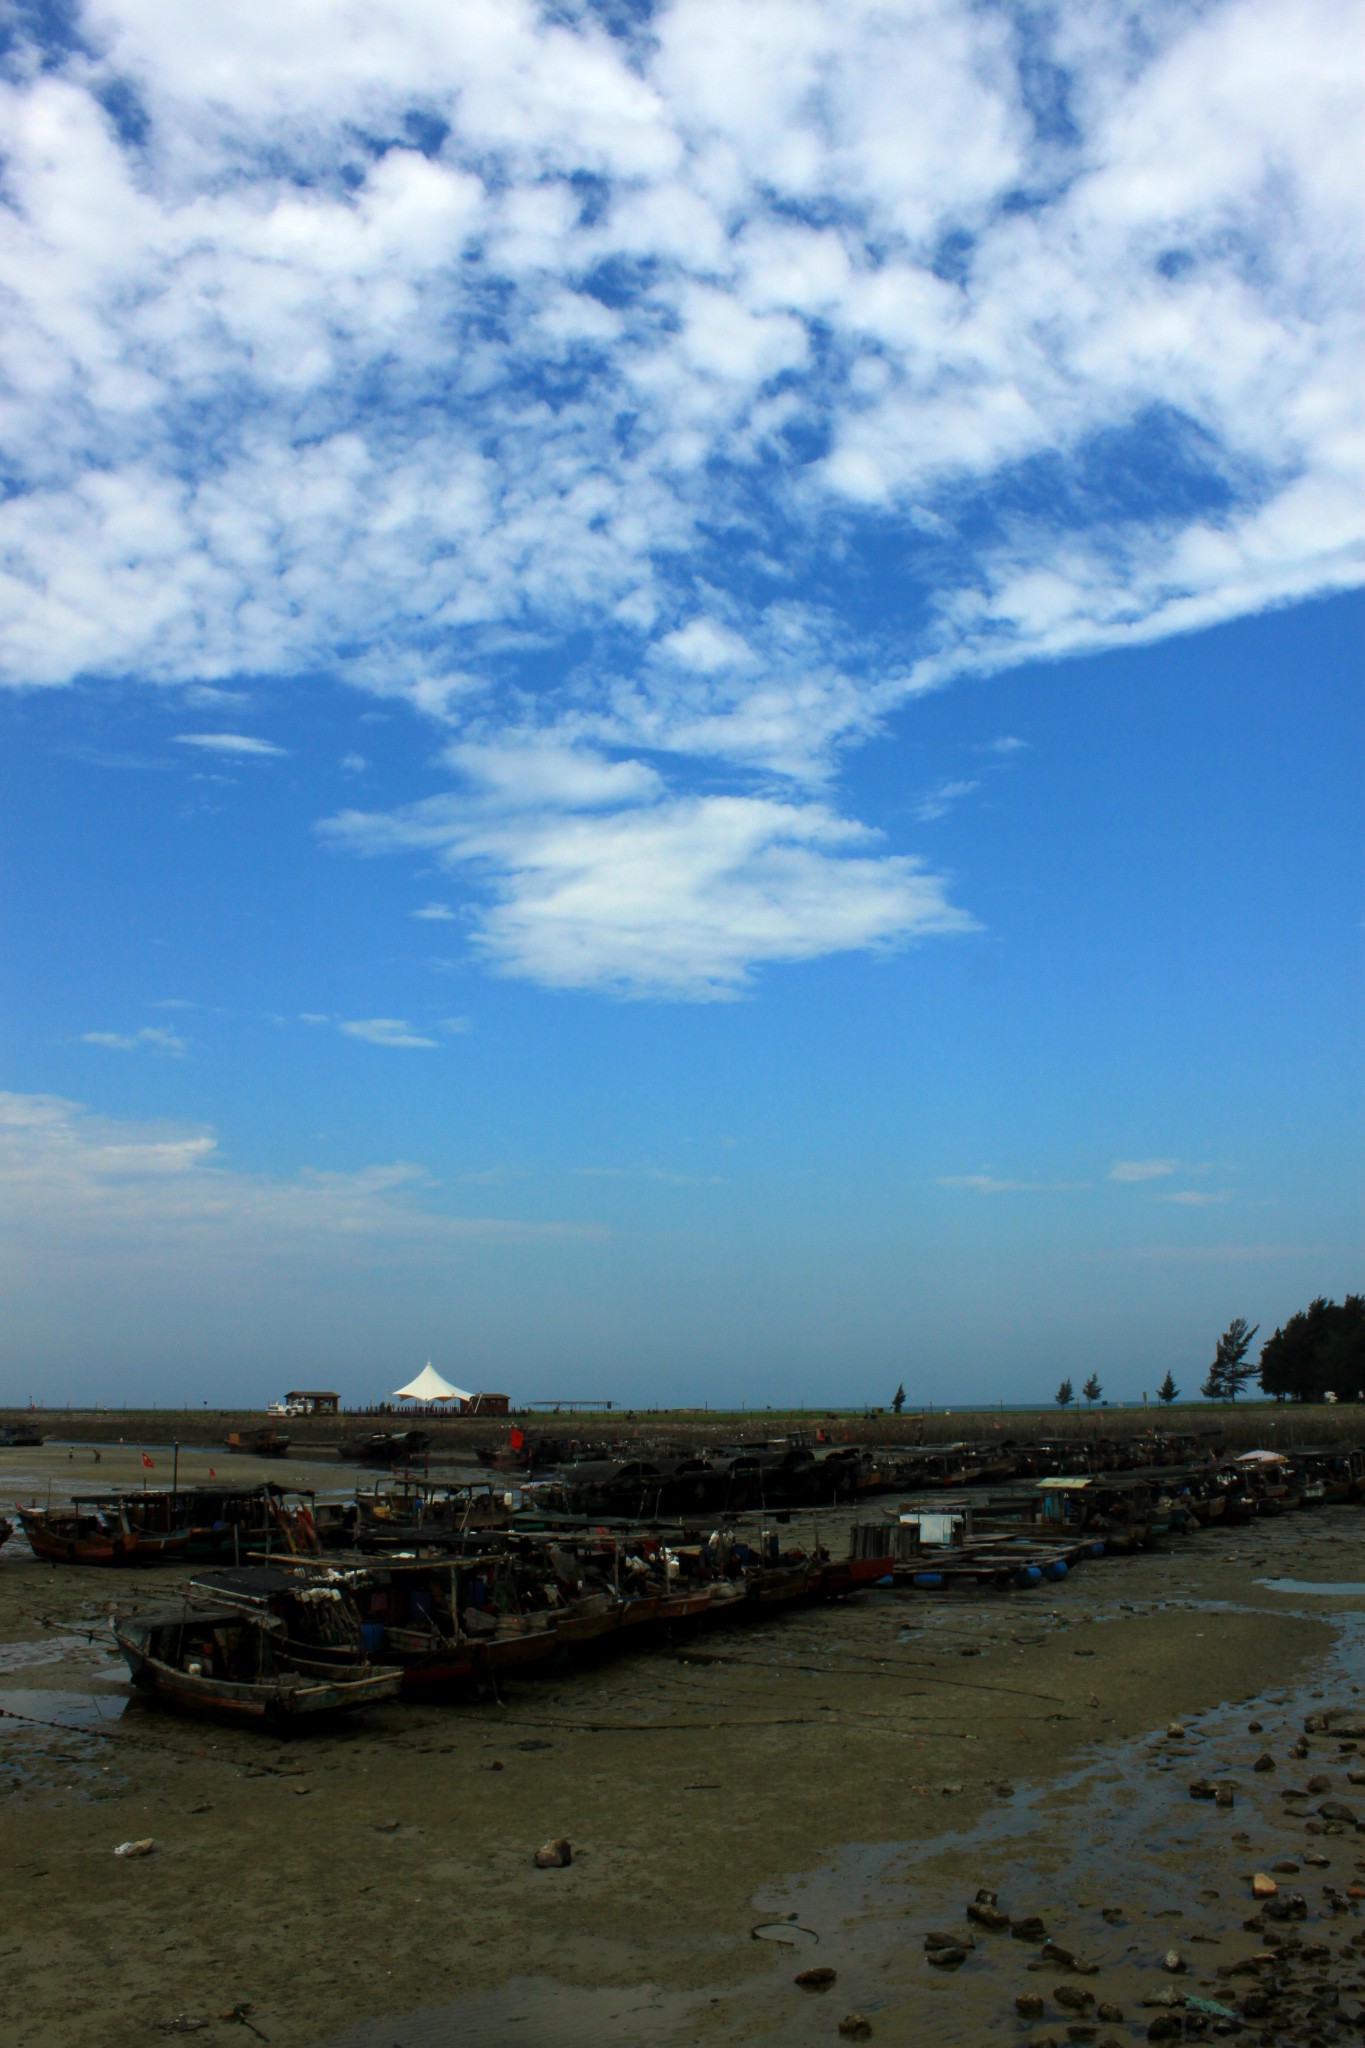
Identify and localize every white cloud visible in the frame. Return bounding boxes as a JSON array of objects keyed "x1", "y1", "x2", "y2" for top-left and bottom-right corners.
[
  {"x1": 326, "y1": 784, "x2": 972, "y2": 997},
  {"x1": 80, "y1": 1025, "x2": 187, "y2": 1055},
  {"x1": 657, "y1": 620, "x2": 756, "y2": 673},
  {"x1": 0, "y1": 1088, "x2": 595, "y2": 1255},
  {"x1": 338, "y1": 1018, "x2": 438, "y2": 1048},
  {"x1": 447, "y1": 739, "x2": 664, "y2": 812},
  {"x1": 411, "y1": 902, "x2": 456, "y2": 921},
  {"x1": 0, "y1": 0, "x2": 1359, "y2": 991},
  {"x1": 1160, "y1": 1189, "x2": 1234, "y2": 1207},
  {"x1": 175, "y1": 733, "x2": 285, "y2": 757},
  {"x1": 1109, "y1": 1158, "x2": 1182, "y2": 1181}
]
